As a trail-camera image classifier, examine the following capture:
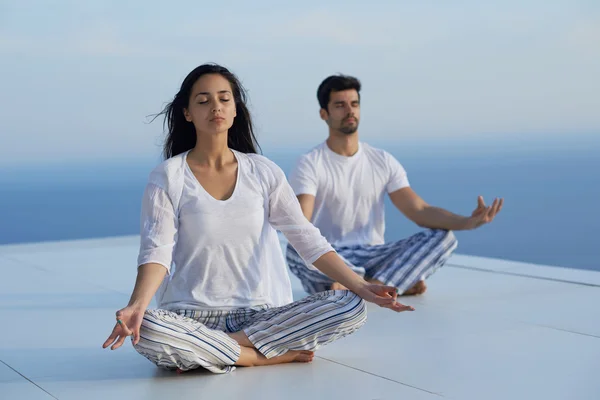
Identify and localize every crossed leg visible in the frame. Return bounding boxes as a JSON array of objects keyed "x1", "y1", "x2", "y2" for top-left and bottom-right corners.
[{"x1": 227, "y1": 331, "x2": 314, "y2": 367}]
